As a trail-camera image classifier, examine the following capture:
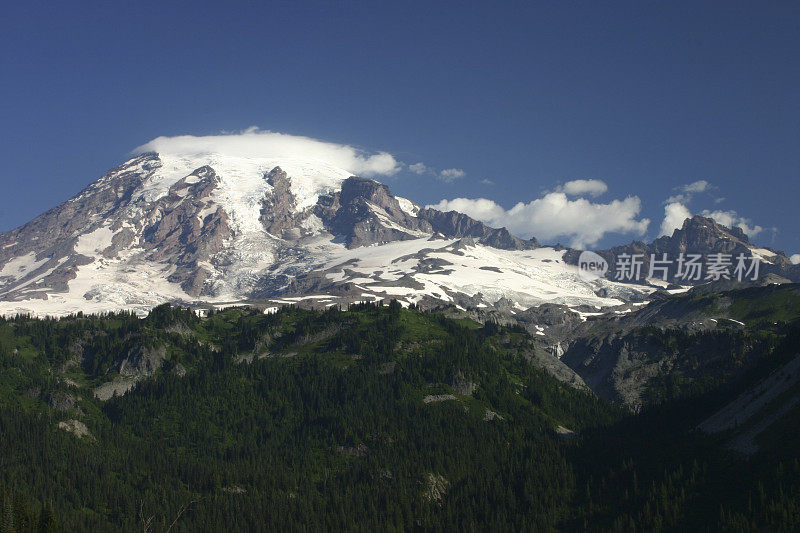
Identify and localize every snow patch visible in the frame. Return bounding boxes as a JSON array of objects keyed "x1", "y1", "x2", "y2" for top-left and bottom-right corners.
[
  {"x1": 74, "y1": 226, "x2": 115, "y2": 256},
  {"x1": 0, "y1": 253, "x2": 47, "y2": 280},
  {"x1": 396, "y1": 196, "x2": 420, "y2": 216}
]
